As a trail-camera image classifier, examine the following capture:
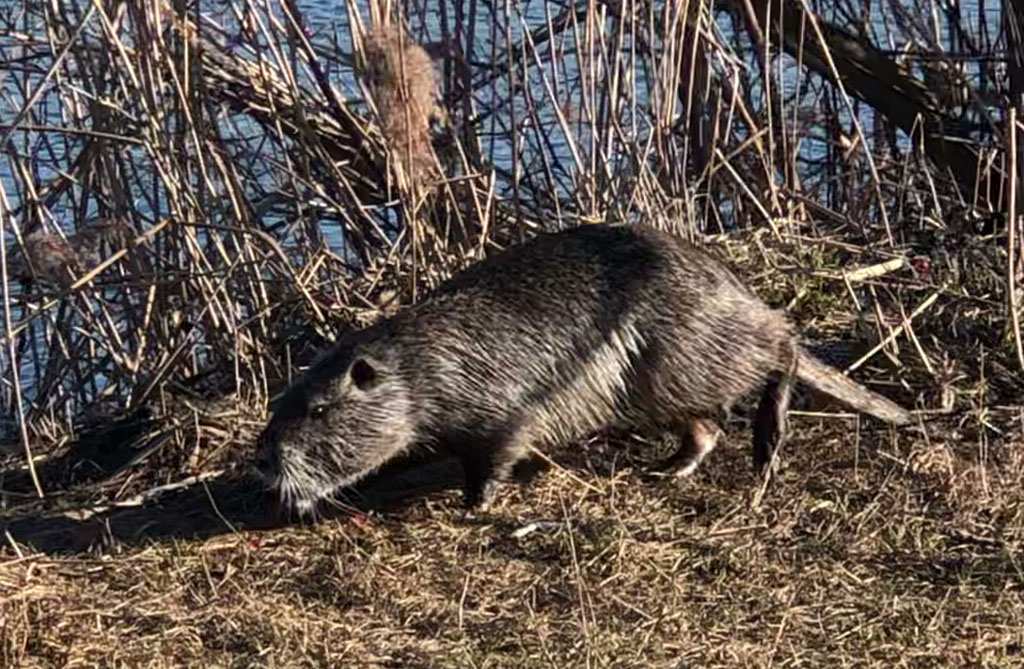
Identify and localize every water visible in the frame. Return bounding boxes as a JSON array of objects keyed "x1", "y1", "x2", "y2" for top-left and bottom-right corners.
[{"x1": 0, "y1": 0, "x2": 1004, "y2": 217}]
